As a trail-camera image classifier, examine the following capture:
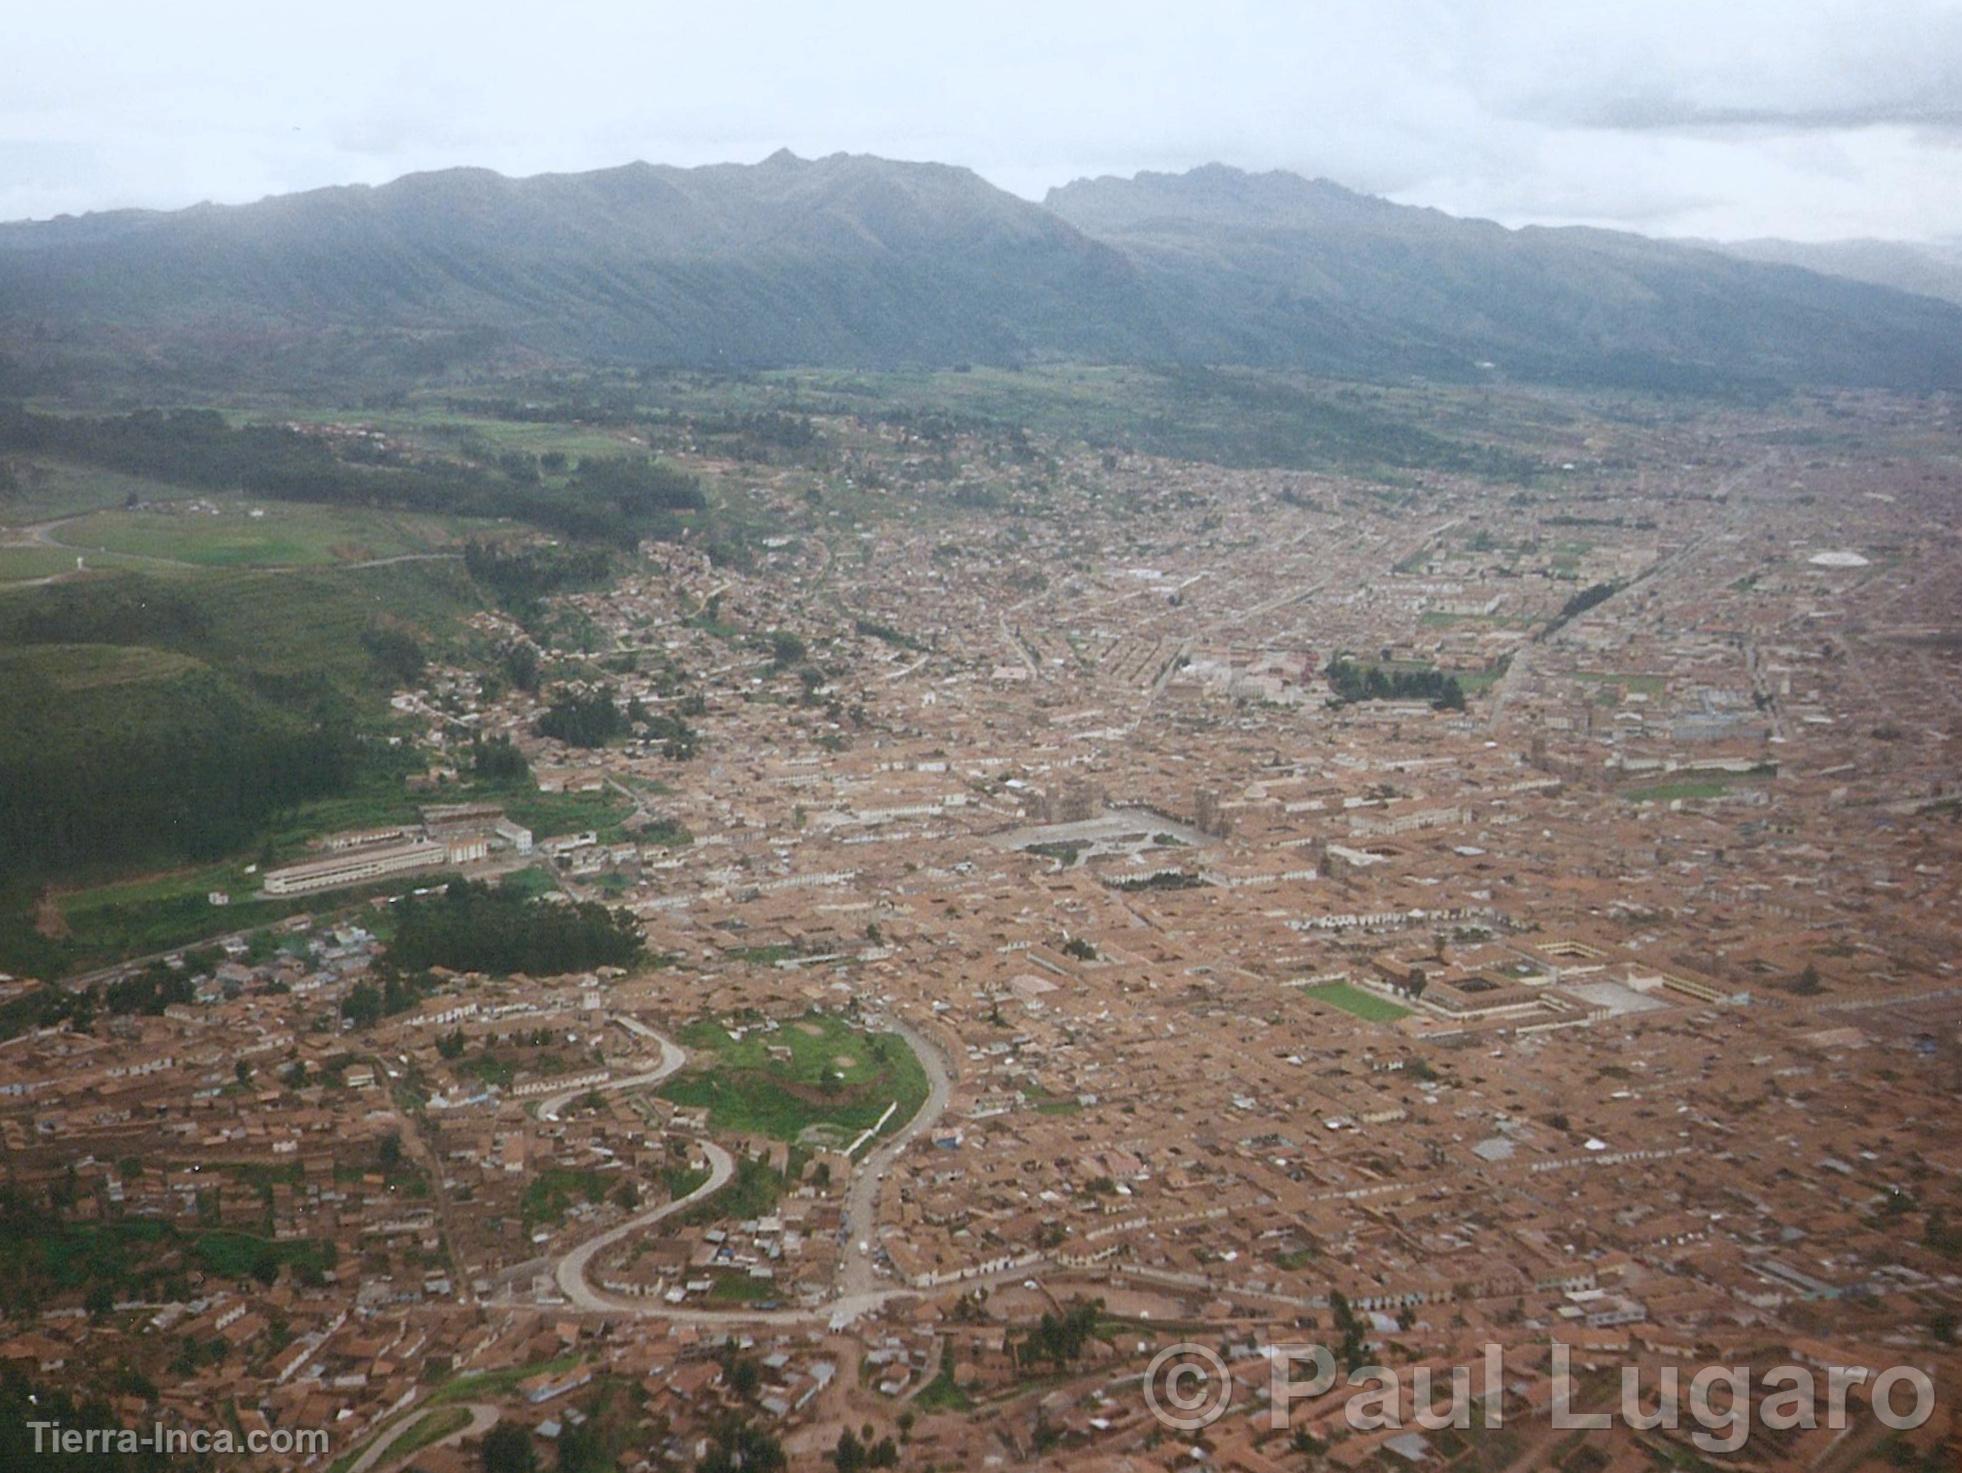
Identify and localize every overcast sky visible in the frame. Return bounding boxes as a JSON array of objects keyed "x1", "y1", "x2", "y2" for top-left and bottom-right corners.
[{"x1": 7, "y1": 0, "x2": 1960, "y2": 241}]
